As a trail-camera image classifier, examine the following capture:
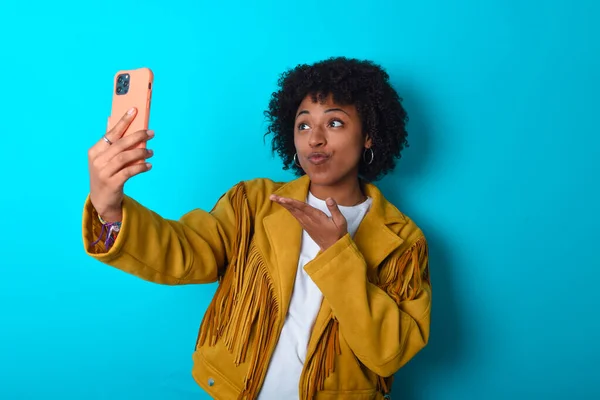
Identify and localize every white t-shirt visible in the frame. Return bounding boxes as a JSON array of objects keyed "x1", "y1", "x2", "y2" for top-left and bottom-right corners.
[{"x1": 258, "y1": 192, "x2": 373, "y2": 399}]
